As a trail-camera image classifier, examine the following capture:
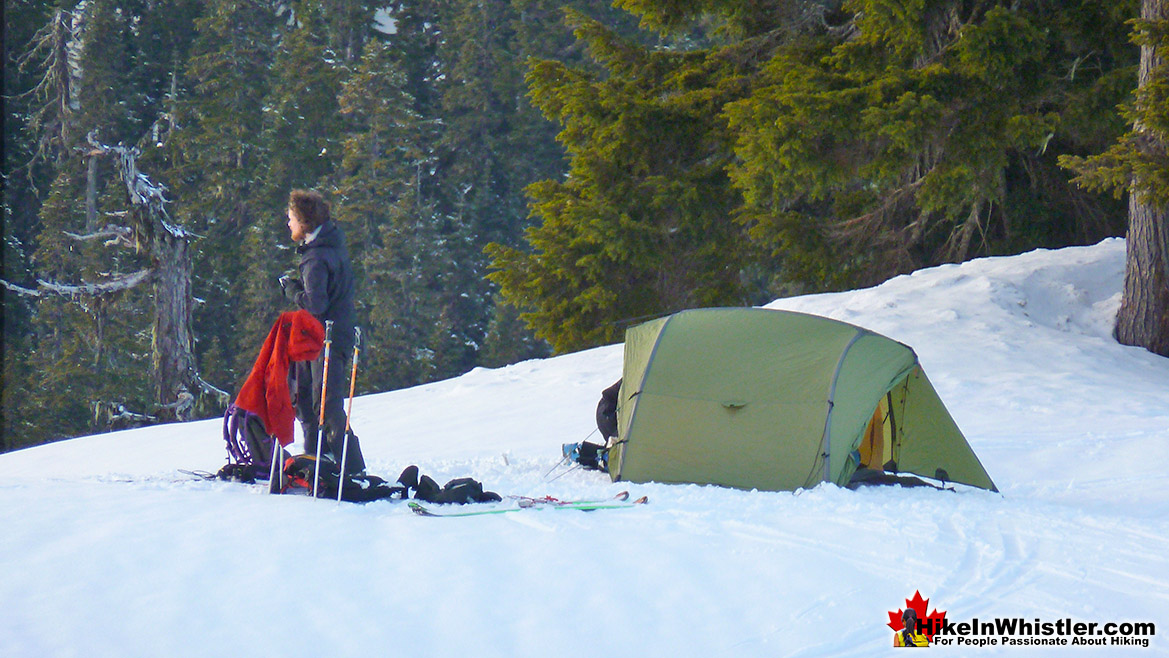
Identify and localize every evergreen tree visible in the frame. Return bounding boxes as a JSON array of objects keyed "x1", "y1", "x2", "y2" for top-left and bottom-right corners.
[
  {"x1": 723, "y1": 0, "x2": 1134, "y2": 288},
  {"x1": 490, "y1": 0, "x2": 1136, "y2": 350},
  {"x1": 335, "y1": 38, "x2": 438, "y2": 388},
  {"x1": 464, "y1": 0, "x2": 652, "y2": 363},
  {"x1": 1061, "y1": 0, "x2": 1169, "y2": 355},
  {"x1": 9, "y1": 0, "x2": 207, "y2": 447},
  {"x1": 259, "y1": 1, "x2": 344, "y2": 196},
  {"x1": 76, "y1": 0, "x2": 145, "y2": 143},
  {"x1": 319, "y1": 0, "x2": 377, "y2": 63},
  {"x1": 429, "y1": 0, "x2": 520, "y2": 370},
  {"x1": 162, "y1": 0, "x2": 280, "y2": 390},
  {"x1": 20, "y1": 158, "x2": 154, "y2": 445},
  {"x1": 488, "y1": 11, "x2": 750, "y2": 351},
  {"x1": 23, "y1": 0, "x2": 154, "y2": 444},
  {"x1": 384, "y1": 0, "x2": 446, "y2": 118},
  {"x1": 234, "y1": 0, "x2": 346, "y2": 379},
  {"x1": 479, "y1": 301, "x2": 550, "y2": 367},
  {"x1": 3, "y1": 0, "x2": 61, "y2": 449},
  {"x1": 438, "y1": 0, "x2": 525, "y2": 246}
]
